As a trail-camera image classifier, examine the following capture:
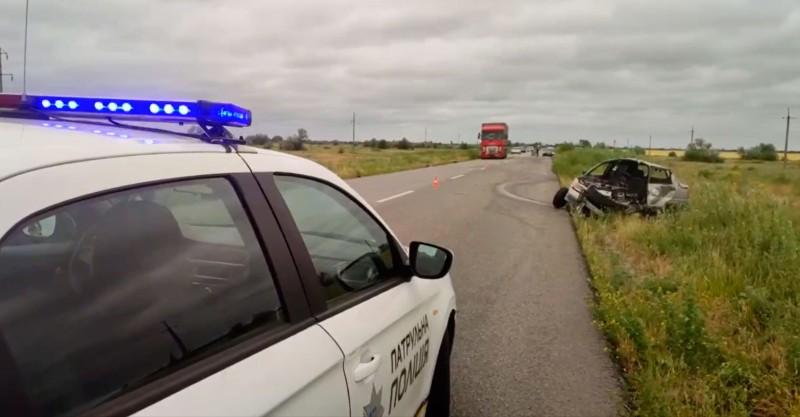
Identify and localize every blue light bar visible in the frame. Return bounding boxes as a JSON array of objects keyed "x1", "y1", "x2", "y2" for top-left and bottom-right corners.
[{"x1": 25, "y1": 95, "x2": 252, "y2": 127}]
